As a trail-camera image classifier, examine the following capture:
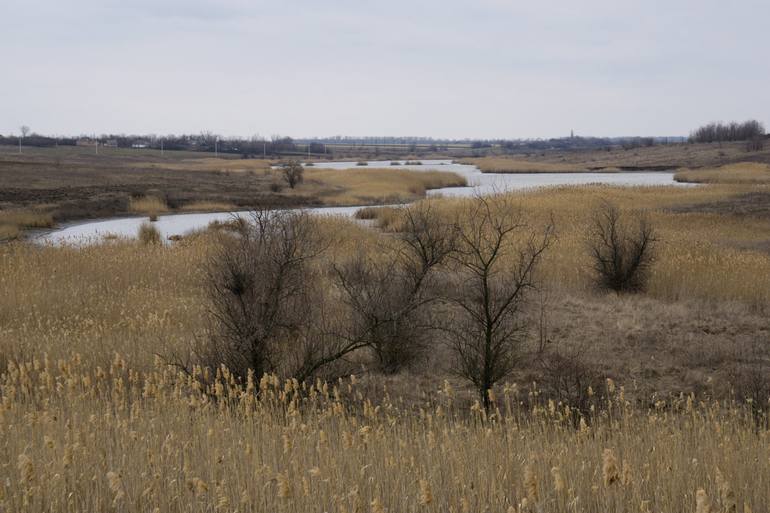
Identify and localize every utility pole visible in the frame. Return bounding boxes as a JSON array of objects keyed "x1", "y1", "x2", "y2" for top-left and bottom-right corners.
[
  {"x1": 215, "y1": 137, "x2": 219, "y2": 158},
  {"x1": 160, "y1": 138, "x2": 164, "y2": 157},
  {"x1": 263, "y1": 140, "x2": 266, "y2": 158}
]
